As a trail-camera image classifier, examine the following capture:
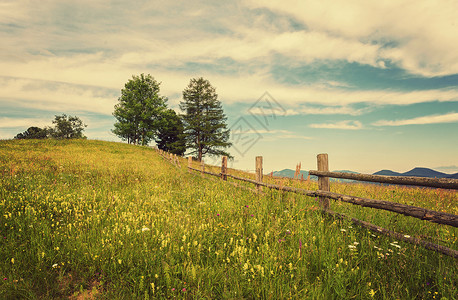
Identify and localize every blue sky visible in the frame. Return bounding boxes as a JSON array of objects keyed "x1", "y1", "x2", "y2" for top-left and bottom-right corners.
[{"x1": 1, "y1": 0, "x2": 457, "y2": 174}]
